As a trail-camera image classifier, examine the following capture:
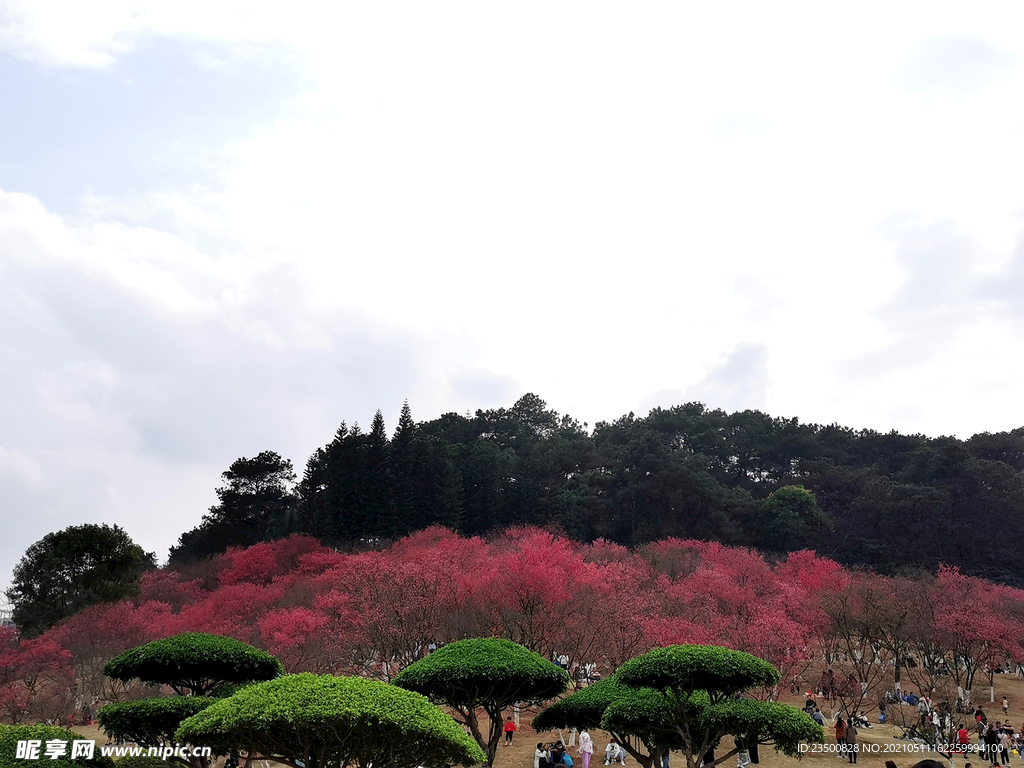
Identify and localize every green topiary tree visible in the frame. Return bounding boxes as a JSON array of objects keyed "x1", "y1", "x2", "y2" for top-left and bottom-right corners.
[
  {"x1": 0, "y1": 724, "x2": 115, "y2": 768},
  {"x1": 175, "y1": 673, "x2": 485, "y2": 768},
  {"x1": 533, "y1": 677, "x2": 680, "y2": 768},
  {"x1": 98, "y1": 699, "x2": 214, "y2": 753},
  {"x1": 613, "y1": 645, "x2": 822, "y2": 768},
  {"x1": 98, "y1": 634, "x2": 284, "y2": 768},
  {"x1": 394, "y1": 638, "x2": 568, "y2": 766},
  {"x1": 102, "y1": 633, "x2": 284, "y2": 695}
]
